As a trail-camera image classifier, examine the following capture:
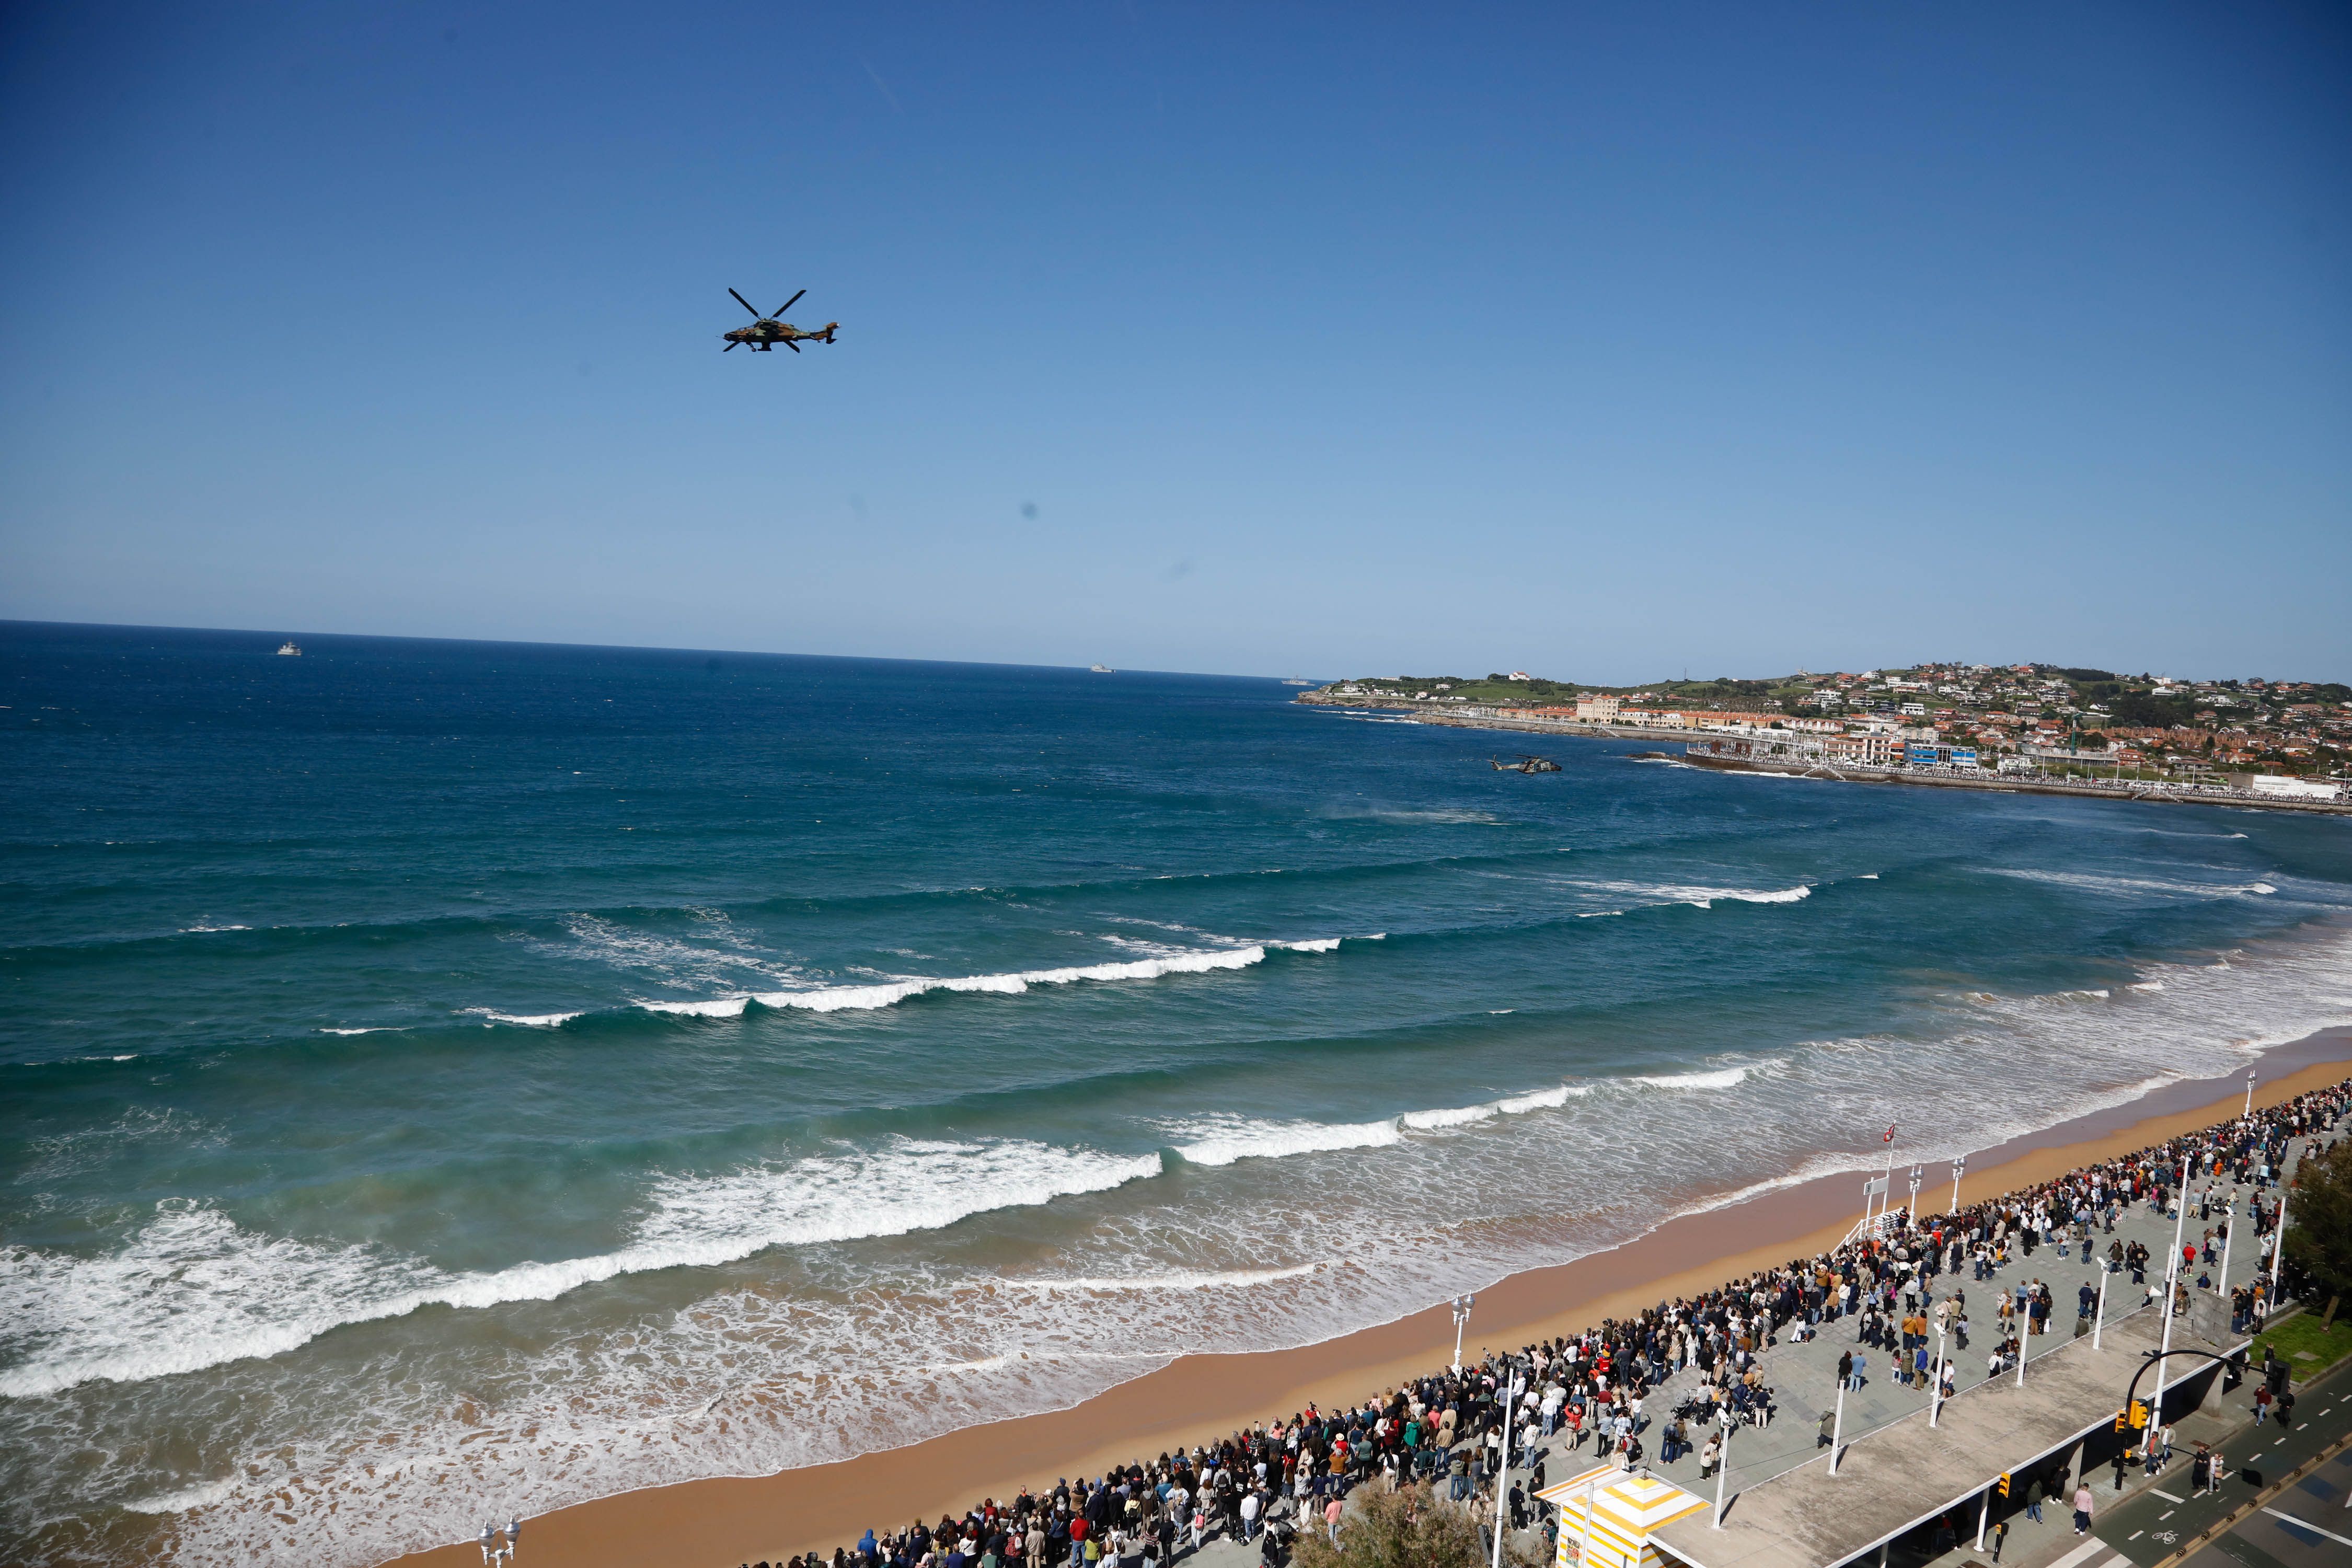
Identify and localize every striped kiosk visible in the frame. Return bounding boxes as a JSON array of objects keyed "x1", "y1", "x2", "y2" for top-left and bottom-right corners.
[{"x1": 1536, "y1": 1467, "x2": 1709, "y2": 1568}]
